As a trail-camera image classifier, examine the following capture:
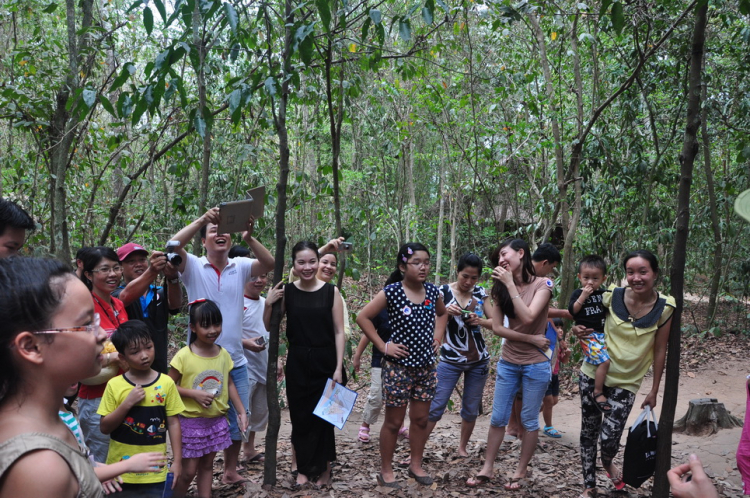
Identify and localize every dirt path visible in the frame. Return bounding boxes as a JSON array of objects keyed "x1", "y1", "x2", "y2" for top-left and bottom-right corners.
[{"x1": 228, "y1": 353, "x2": 746, "y2": 497}]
